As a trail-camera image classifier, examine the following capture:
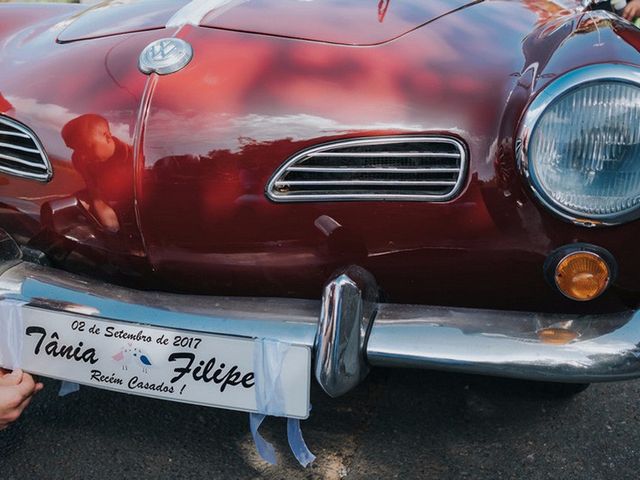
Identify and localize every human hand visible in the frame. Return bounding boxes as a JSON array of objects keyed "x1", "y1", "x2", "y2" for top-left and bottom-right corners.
[
  {"x1": 92, "y1": 198, "x2": 120, "y2": 233},
  {"x1": 0, "y1": 369, "x2": 44, "y2": 431},
  {"x1": 623, "y1": 0, "x2": 640, "y2": 20}
]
